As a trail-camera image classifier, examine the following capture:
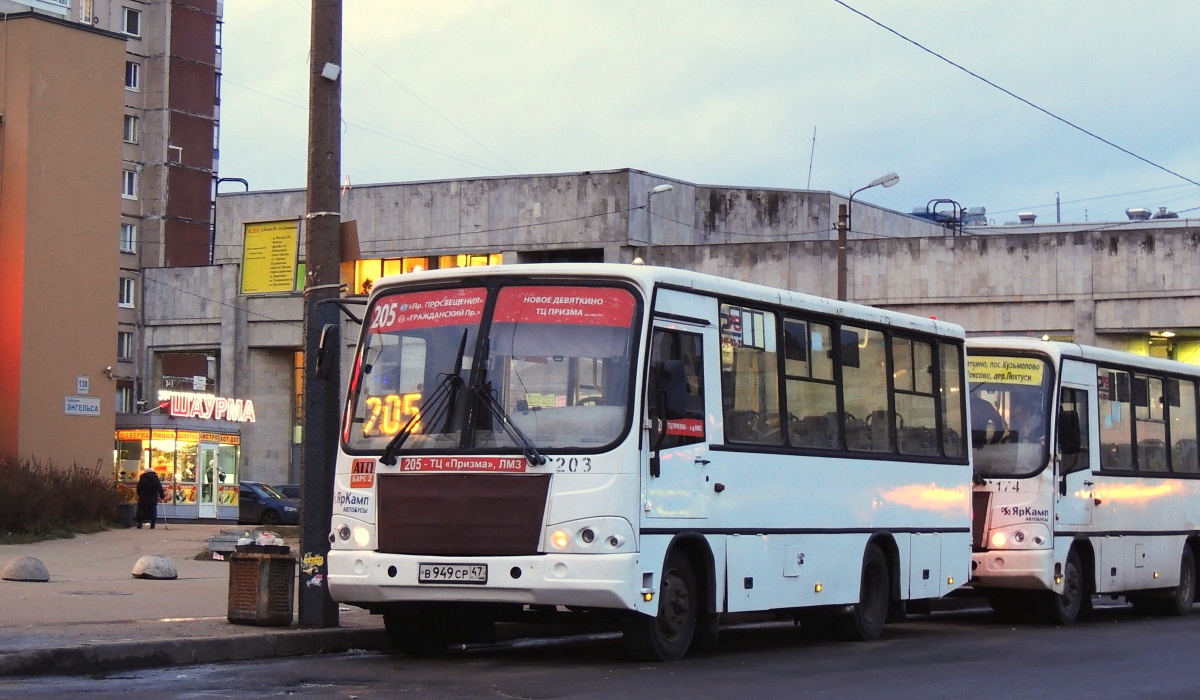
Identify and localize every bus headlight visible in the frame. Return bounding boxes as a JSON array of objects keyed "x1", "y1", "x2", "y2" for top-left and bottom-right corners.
[
  {"x1": 330, "y1": 518, "x2": 375, "y2": 550},
  {"x1": 987, "y1": 523, "x2": 1050, "y2": 550},
  {"x1": 544, "y1": 517, "x2": 635, "y2": 553}
]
